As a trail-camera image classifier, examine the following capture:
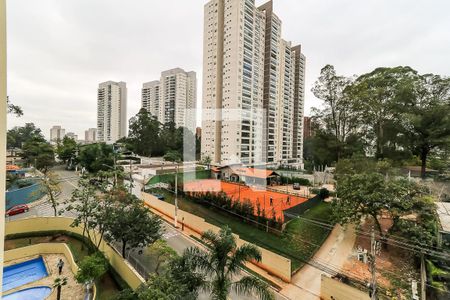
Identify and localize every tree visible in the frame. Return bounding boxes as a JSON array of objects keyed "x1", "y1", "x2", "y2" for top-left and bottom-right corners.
[
  {"x1": 104, "y1": 190, "x2": 163, "y2": 257},
  {"x1": 65, "y1": 179, "x2": 106, "y2": 249},
  {"x1": 163, "y1": 150, "x2": 182, "y2": 163},
  {"x1": 22, "y1": 137, "x2": 55, "y2": 172},
  {"x1": 53, "y1": 277, "x2": 68, "y2": 300},
  {"x1": 7, "y1": 123, "x2": 44, "y2": 149},
  {"x1": 40, "y1": 172, "x2": 61, "y2": 217},
  {"x1": 397, "y1": 73, "x2": 450, "y2": 177},
  {"x1": 78, "y1": 143, "x2": 114, "y2": 173},
  {"x1": 311, "y1": 65, "x2": 361, "y2": 160},
  {"x1": 128, "y1": 108, "x2": 161, "y2": 156},
  {"x1": 146, "y1": 239, "x2": 177, "y2": 275},
  {"x1": 334, "y1": 173, "x2": 422, "y2": 237},
  {"x1": 184, "y1": 226, "x2": 274, "y2": 300},
  {"x1": 75, "y1": 252, "x2": 108, "y2": 290},
  {"x1": 7, "y1": 96, "x2": 23, "y2": 117},
  {"x1": 134, "y1": 249, "x2": 204, "y2": 300},
  {"x1": 57, "y1": 136, "x2": 78, "y2": 164},
  {"x1": 347, "y1": 66, "x2": 419, "y2": 159}
]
